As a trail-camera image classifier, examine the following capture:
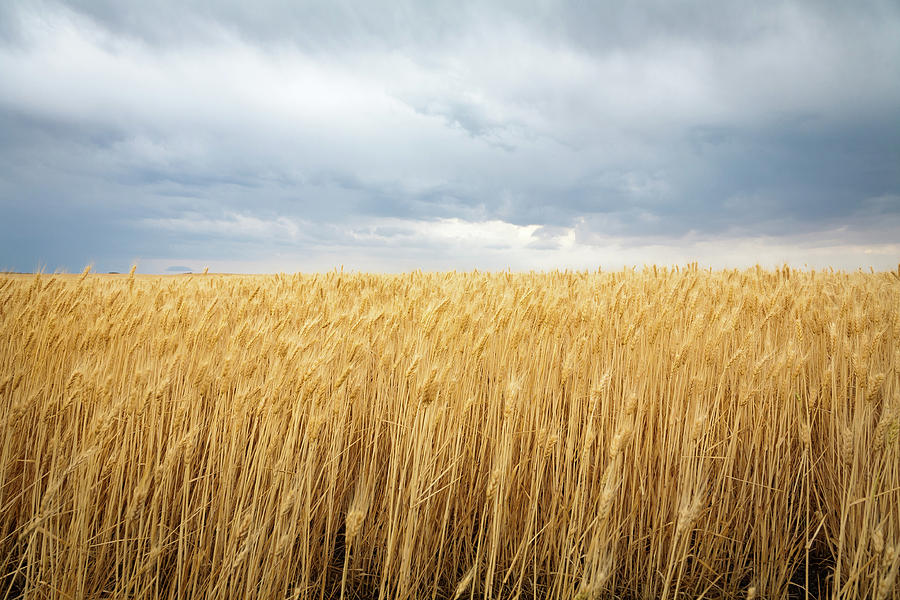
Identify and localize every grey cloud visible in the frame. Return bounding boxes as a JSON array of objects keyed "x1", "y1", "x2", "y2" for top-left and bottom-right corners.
[
  {"x1": 22, "y1": 1, "x2": 898, "y2": 53},
  {"x1": 370, "y1": 226, "x2": 415, "y2": 239},
  {"x1": 1, "y1": 1, "x2": 898, "y2": 272}
]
